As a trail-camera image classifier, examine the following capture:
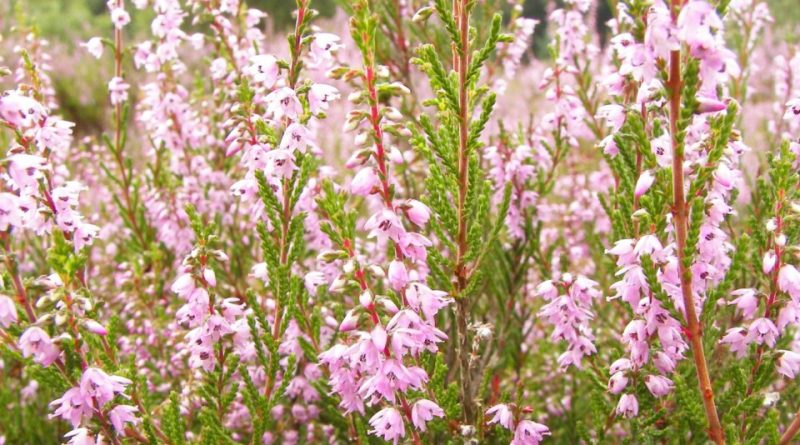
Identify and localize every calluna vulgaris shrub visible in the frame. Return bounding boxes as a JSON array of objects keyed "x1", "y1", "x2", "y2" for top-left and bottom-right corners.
[{"x1": 2, "y1": 0, "x2": 800, "y2": 443}]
